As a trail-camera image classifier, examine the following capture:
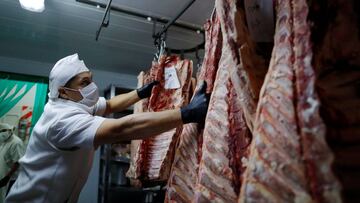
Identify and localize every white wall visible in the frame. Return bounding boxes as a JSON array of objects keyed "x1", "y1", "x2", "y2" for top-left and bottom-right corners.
[{"x1": 0, "y1": 56, "x2": 138, "y2": 203}]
